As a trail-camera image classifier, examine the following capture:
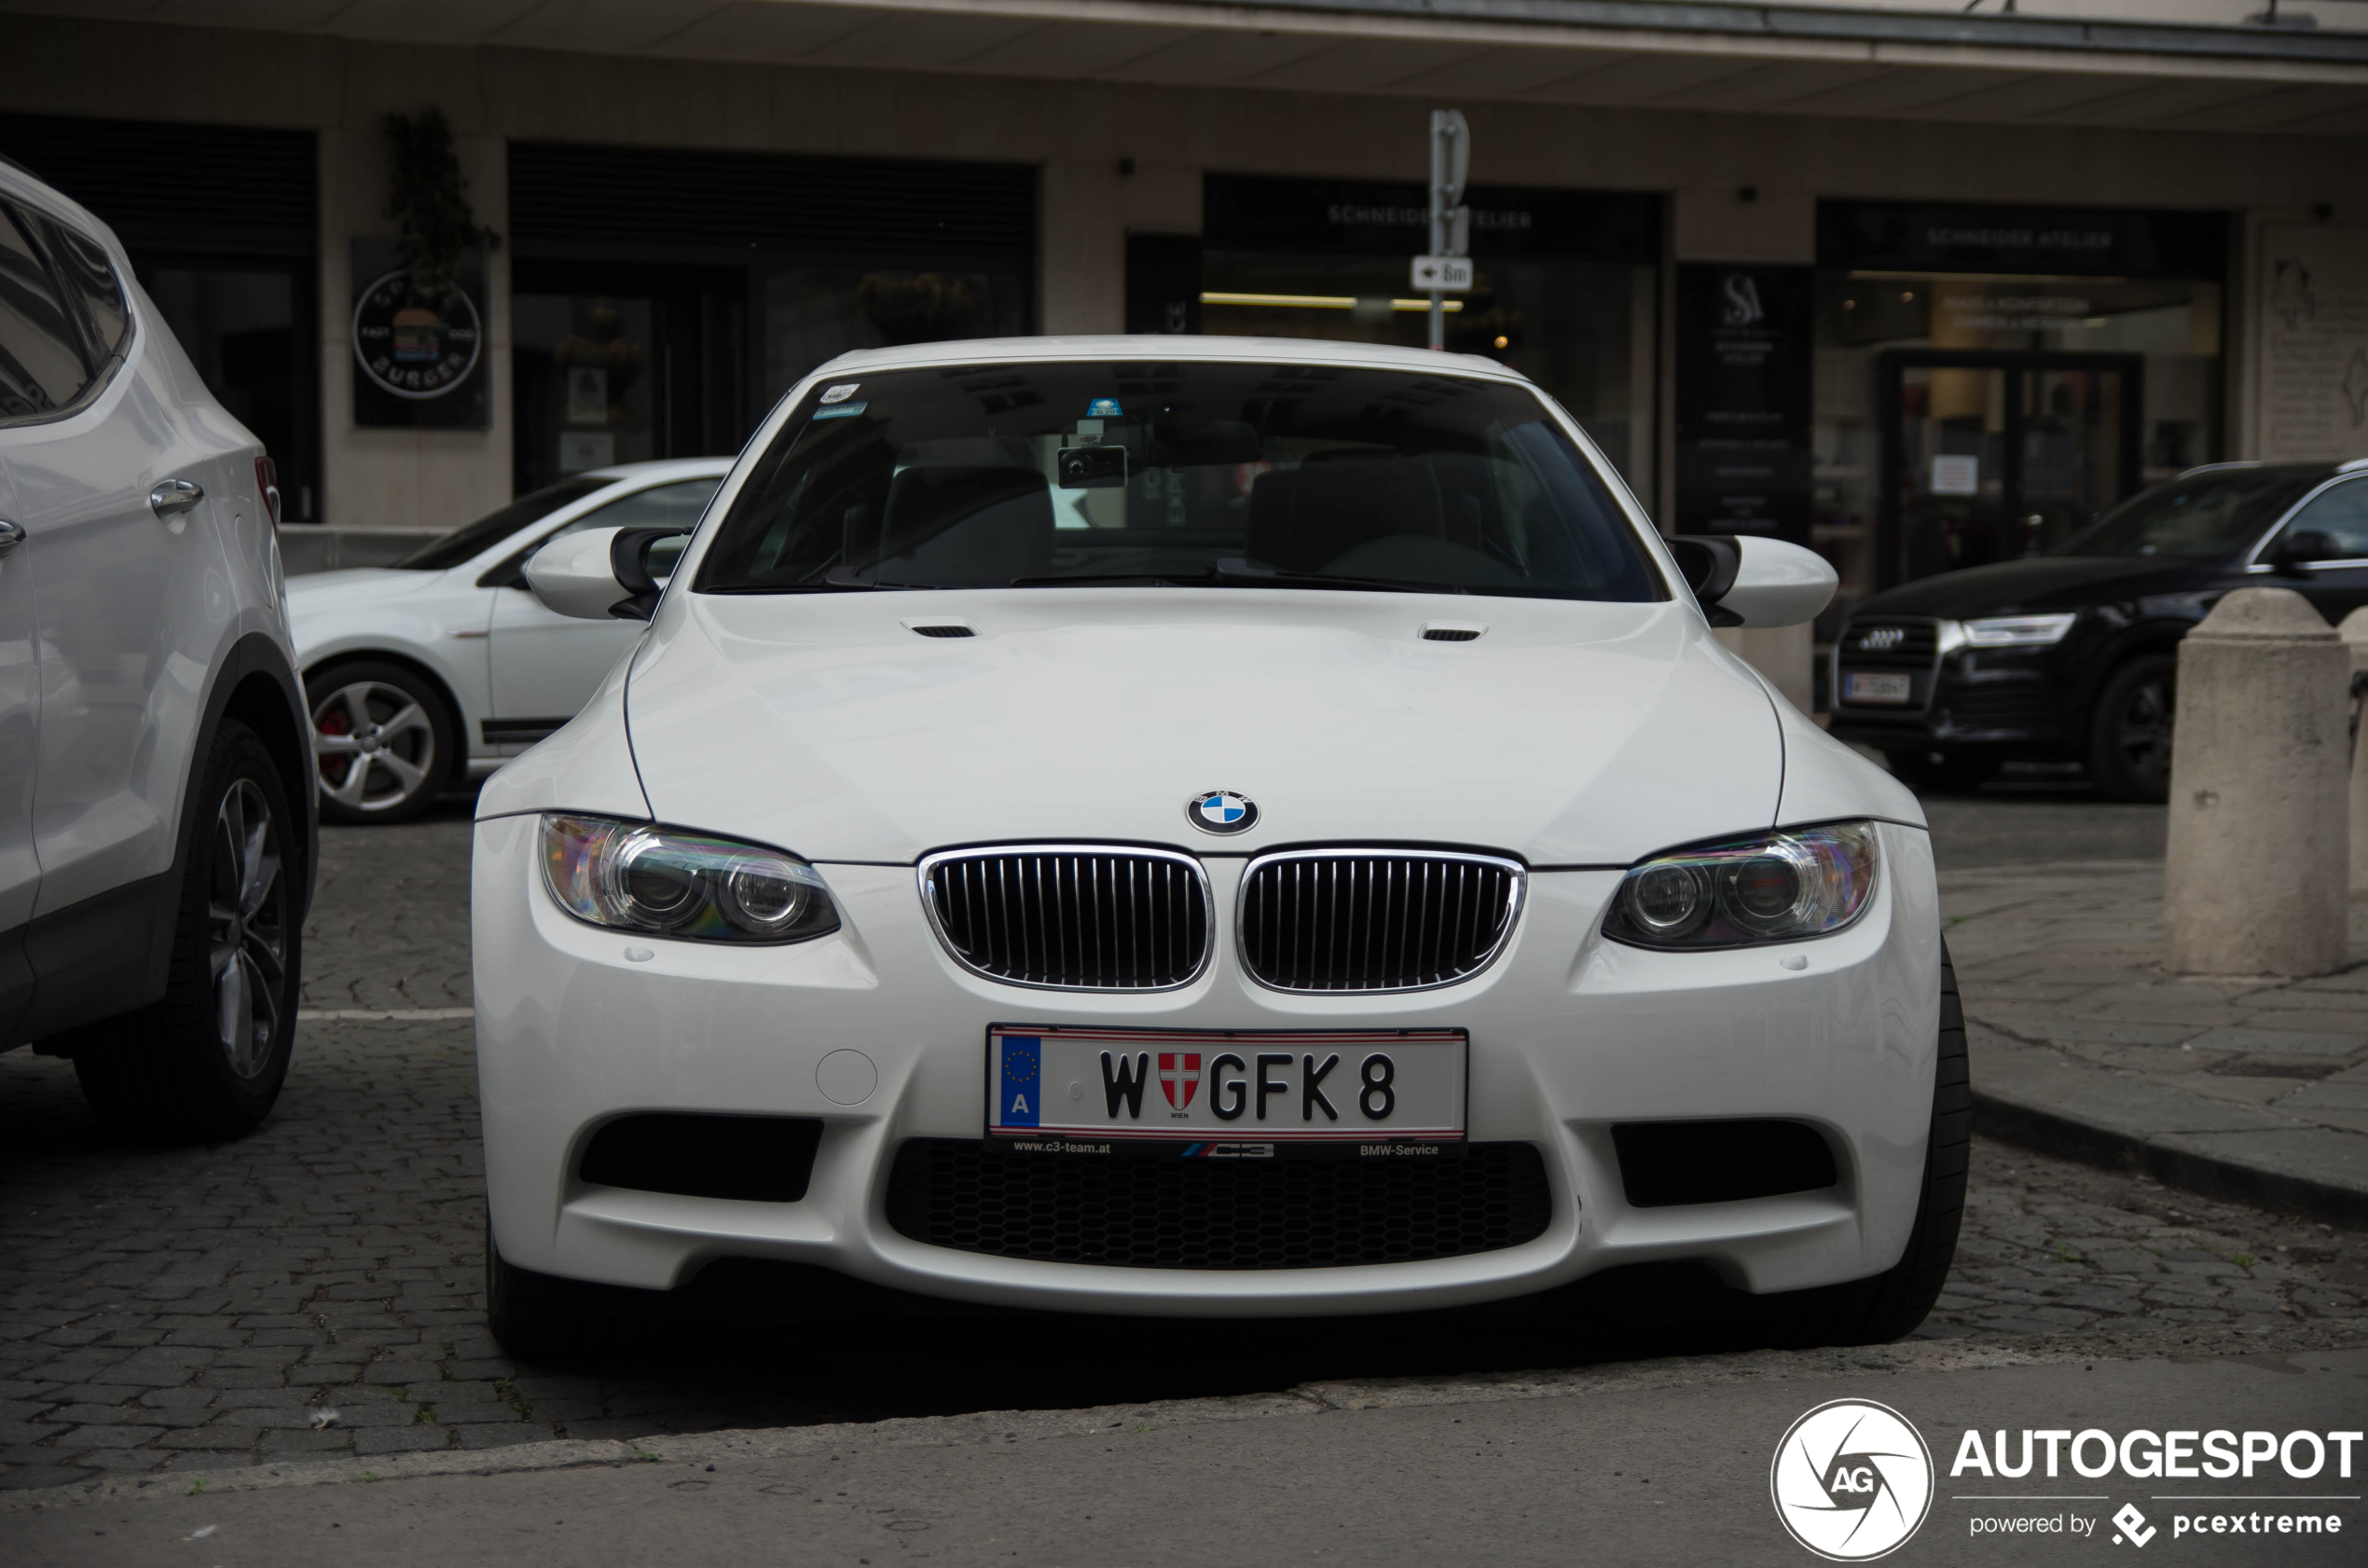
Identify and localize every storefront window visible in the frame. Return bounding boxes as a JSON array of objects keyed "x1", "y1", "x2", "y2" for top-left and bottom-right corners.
[
  {"x1": 764, "y1": 266, "x2": 1030, "y2": 404},
  {"x1": 1180, "y1": 178, "x2": 1661, "y2": 503},
  {"x1": 1811, "y1": 202, "x2": 2225, "y2": 608}
]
